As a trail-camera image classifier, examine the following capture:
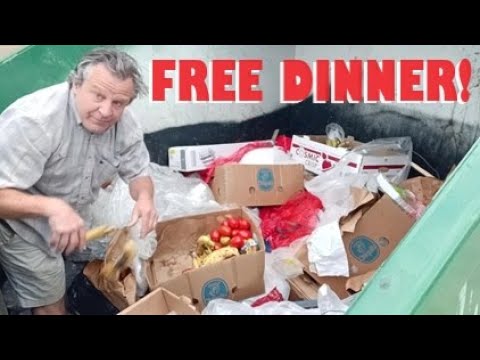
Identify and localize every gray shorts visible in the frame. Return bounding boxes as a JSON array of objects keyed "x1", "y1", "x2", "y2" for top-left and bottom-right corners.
[{"x1": 0, "y1": 221, "x2": 65, "y2": 309}]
